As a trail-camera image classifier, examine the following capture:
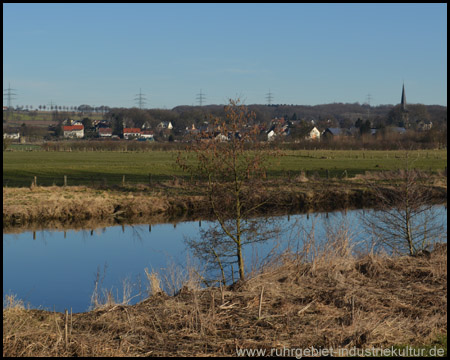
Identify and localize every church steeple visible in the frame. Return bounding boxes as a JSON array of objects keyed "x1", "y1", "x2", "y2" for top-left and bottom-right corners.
[
  {"x1": 401, "y1": 83, "x2": 407, "y2": 111},
  {"x1": 400, "y1": 83, "x2": 409, "y2": 128}
]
